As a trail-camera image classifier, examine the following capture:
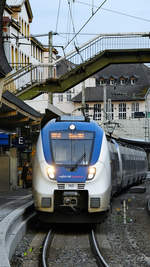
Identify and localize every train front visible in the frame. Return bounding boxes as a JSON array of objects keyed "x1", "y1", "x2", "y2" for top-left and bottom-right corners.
[{"x1": 33, "y1": 116, "x2": 111, "y2": 223}]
